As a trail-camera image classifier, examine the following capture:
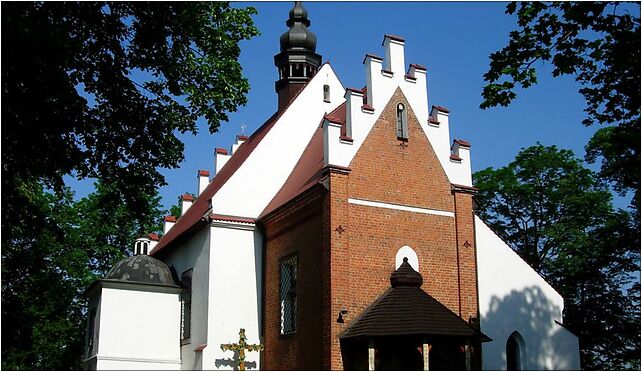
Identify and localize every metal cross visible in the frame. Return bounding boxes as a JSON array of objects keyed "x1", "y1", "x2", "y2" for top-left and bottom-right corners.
[
  {"x1": 335, "y1": 225, "x2": 346, "y2": 235},
  {"x1": 240, "y1": 123, "x2": 247, "y2": 135},
  {"x1": 220, "y1": 328, "x2": 264, "y2": 371}
]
